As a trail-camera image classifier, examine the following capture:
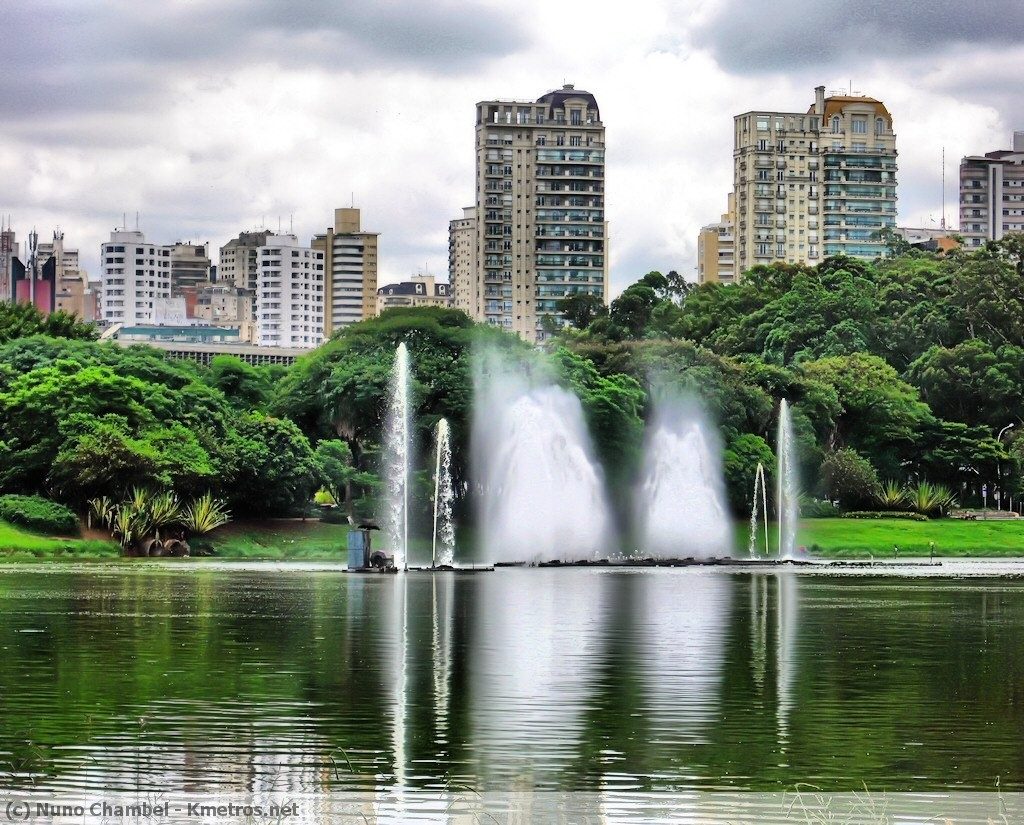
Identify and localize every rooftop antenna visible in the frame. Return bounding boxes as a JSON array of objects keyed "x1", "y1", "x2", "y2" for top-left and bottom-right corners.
[
  {"x1": 123, "y1": 212, "x2": 127, "y2": 231},
  {"x1": 289, "y1": 213, "x2": 293, "y2": 233},
  {"x1": 940, "y1": 146, "x2": 947, "y2": 230},
  {"x1": 350, "y1": 192, "x2": 354, "y2": 208},
  {"x1": 135, "y1": 211, "x2": 139, "y2": 230},
  {"x1": 278, "y1": 216, "x2": 281, "y2": 233}
]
